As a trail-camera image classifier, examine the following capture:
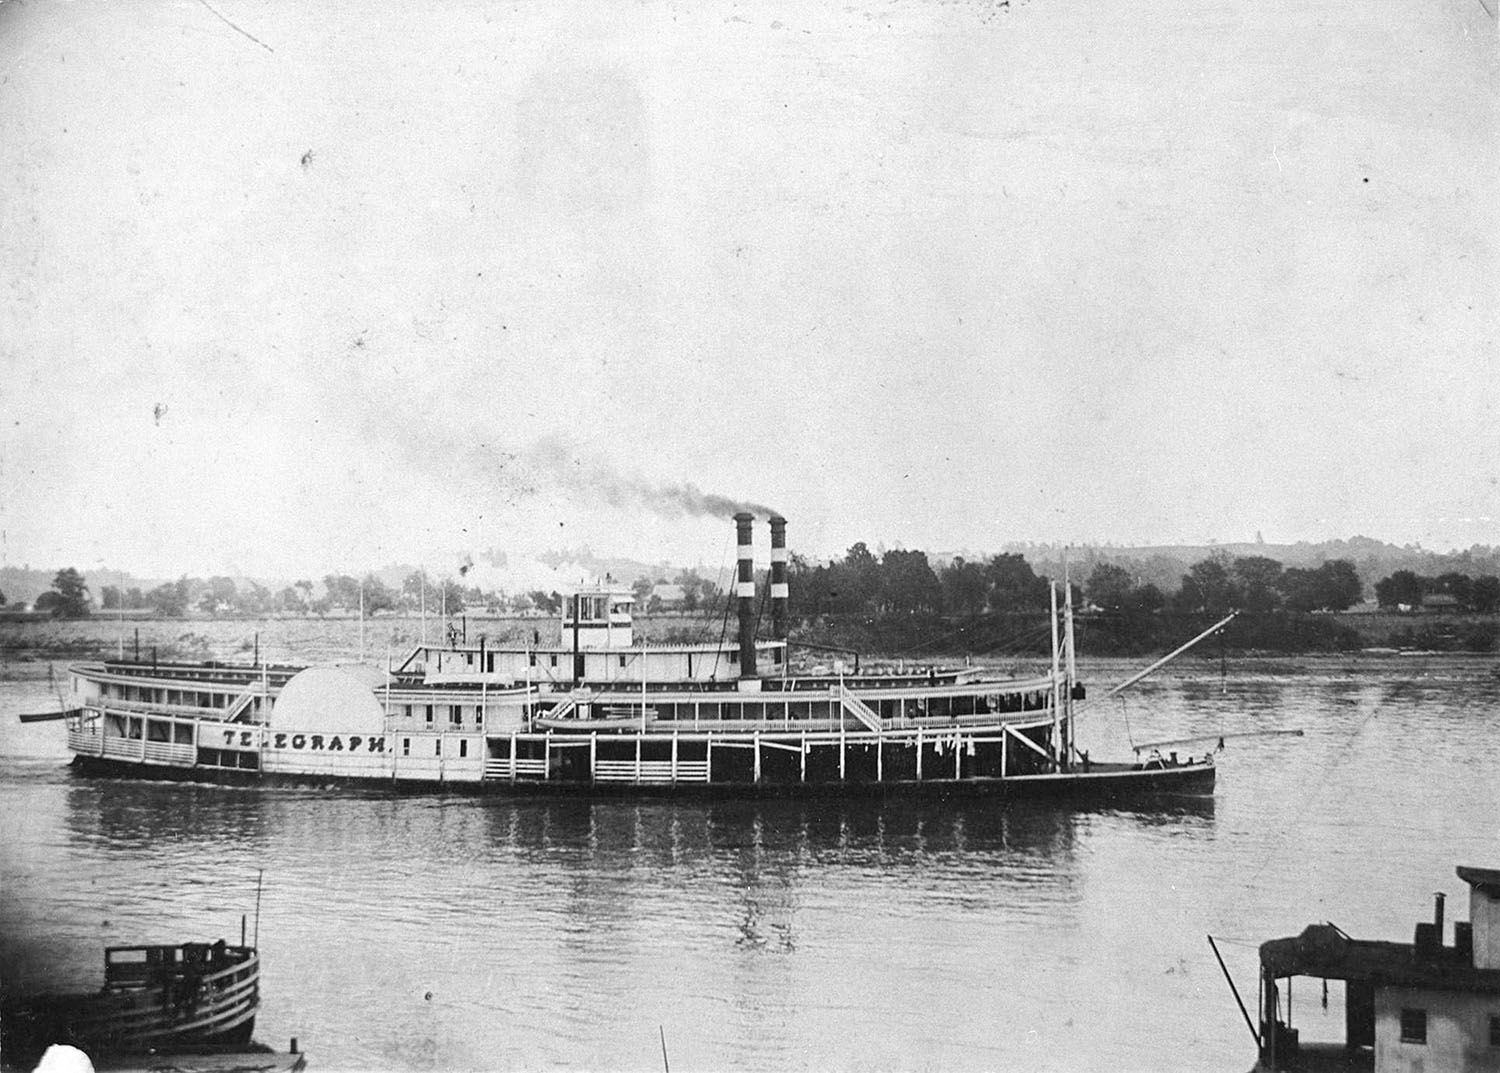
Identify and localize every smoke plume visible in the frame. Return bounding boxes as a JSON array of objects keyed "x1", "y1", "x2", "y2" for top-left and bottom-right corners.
[{"x1": 520, "y1": 436, "x2": 778, "y2": 519}]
